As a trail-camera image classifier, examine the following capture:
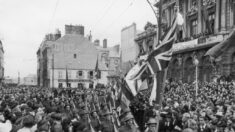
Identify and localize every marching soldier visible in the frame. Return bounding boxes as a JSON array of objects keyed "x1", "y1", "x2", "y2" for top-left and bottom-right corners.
[
  {"x1": 99, "y1": 110, "x2": 115, "y2": 132},
  {"x1": 145, "y1": 118, "x2": 158, "y2": 132},
  {"x1": 119, "y1": 112, "x2": 140, "y2": 132}
]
